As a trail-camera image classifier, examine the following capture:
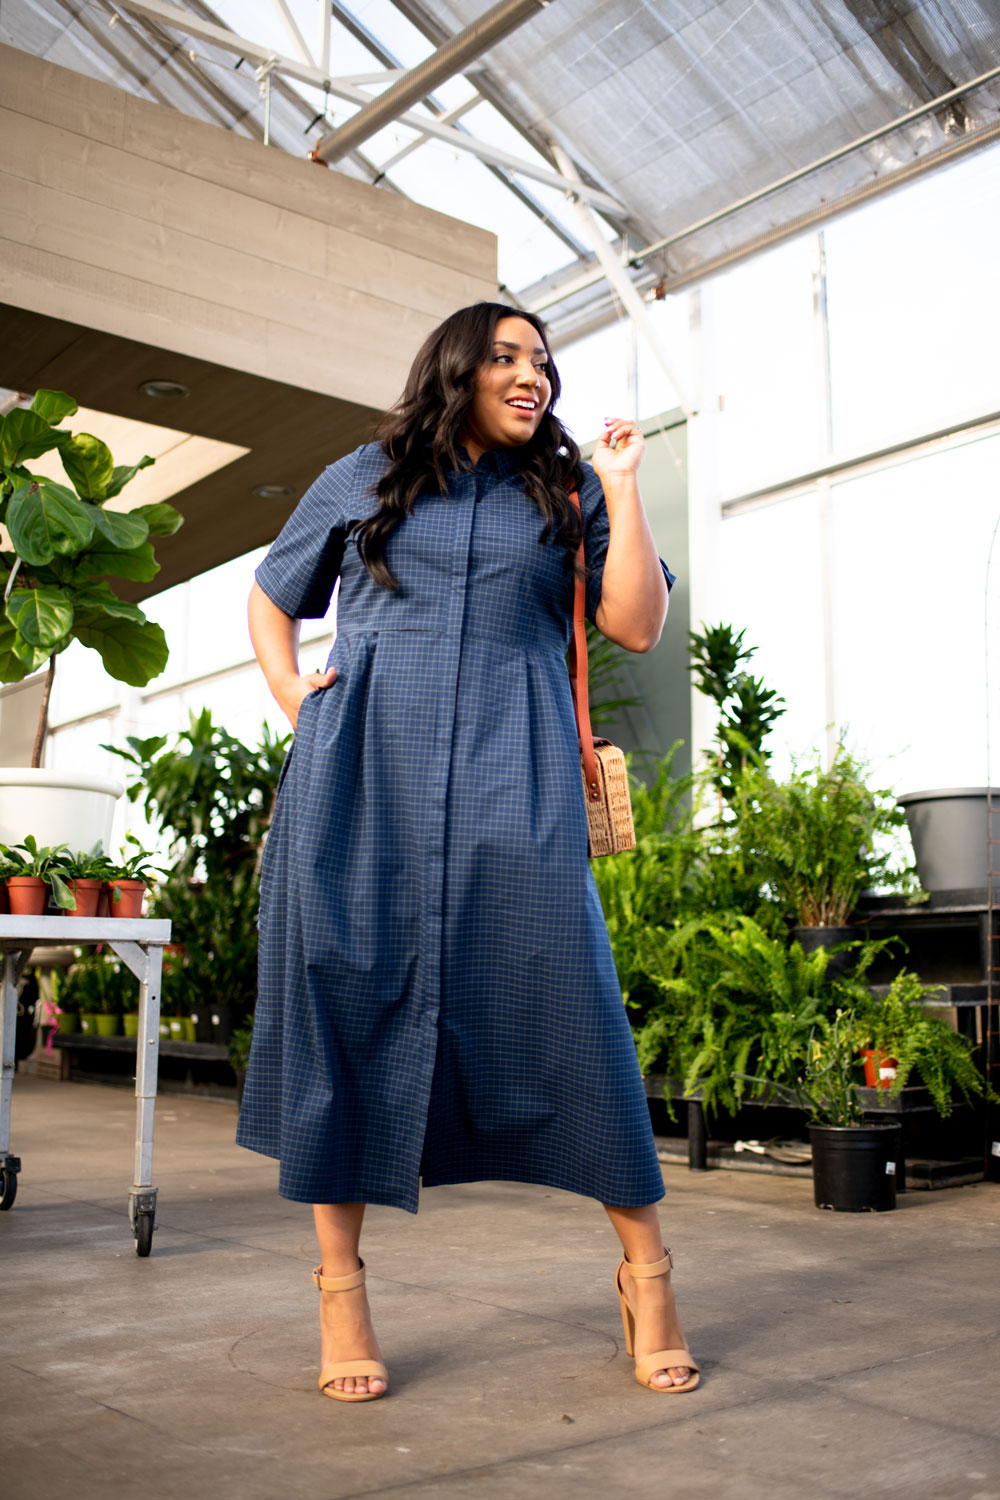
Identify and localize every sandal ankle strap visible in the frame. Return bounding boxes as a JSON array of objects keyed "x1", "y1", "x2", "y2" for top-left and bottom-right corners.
[
  {"x1": 312, "y1": 1259, "x2": 366, "y2": 1292},
  {"x1": 624, "y1": 1248, "x2": 673, "y2": 1279}
]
